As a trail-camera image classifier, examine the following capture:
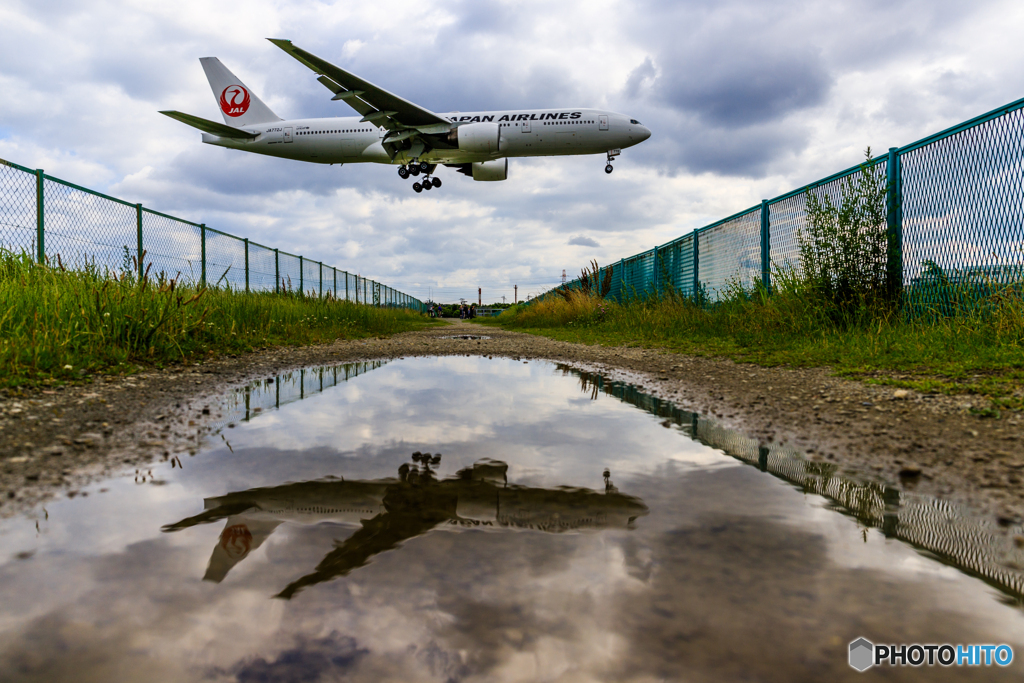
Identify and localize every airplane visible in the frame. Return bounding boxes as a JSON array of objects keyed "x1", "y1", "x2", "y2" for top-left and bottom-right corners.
[
  {"x1": 162, "y1": 454, "x2": 648, "y2": 598},
  {"x1": 160, "y1": 39, "x2": 653, "y2": 193}
]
